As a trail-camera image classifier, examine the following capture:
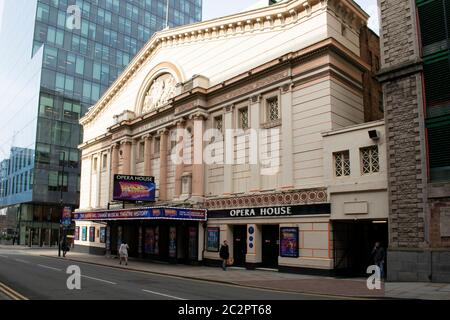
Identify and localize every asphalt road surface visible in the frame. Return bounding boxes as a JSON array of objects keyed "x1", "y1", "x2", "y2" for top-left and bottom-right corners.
[{"x1": 0, "y1": 248, "x2": 338, "y2": 300}]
